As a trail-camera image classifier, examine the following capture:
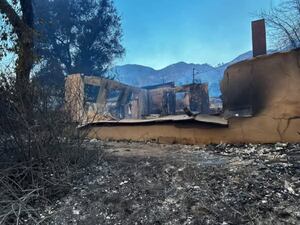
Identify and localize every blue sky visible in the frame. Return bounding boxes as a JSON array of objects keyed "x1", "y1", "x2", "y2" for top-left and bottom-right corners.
[{"x1": 114, "y1": 0, "x2": 281, "y2": 69}]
